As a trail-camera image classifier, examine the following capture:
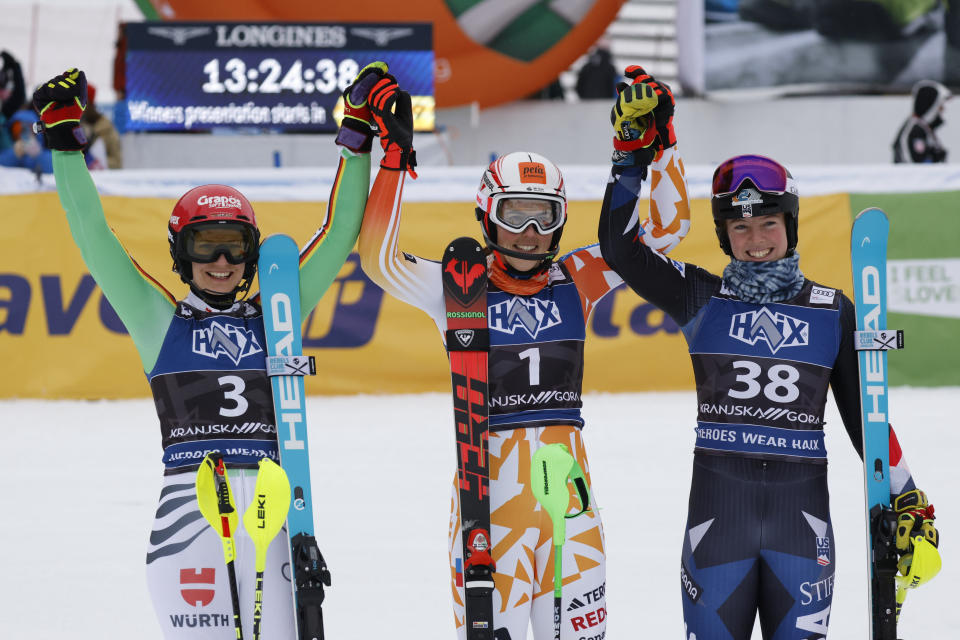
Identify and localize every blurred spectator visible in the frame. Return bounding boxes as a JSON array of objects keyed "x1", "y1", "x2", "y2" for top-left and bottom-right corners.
[
  {"x1": 576, "y1": 45, "x2": 618, "y2": 99},
  {"x1": 0, "y1": 107, "x2": 54, "y2": 174},
  {"x1": 527, "y1": 77, "x2": 565, "y2": 101},
  {"x1": 0, "y1": 50, "x2": 52, "y2": 174},
  {"x1": 81, "y1": 83, "x2": 123, "y2": 169},
  {"x1": 1, "y1": 49, "x2": 27, "y2": 153},
  {"x1": 893, "y1": 80, "x2": 952, "y2": 163}
]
